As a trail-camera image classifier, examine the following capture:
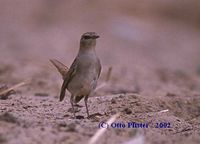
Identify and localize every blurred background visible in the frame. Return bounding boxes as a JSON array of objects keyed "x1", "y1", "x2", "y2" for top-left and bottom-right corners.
[{"x1": 1, "y1": 0, "x2": 200, "y2": 92}]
